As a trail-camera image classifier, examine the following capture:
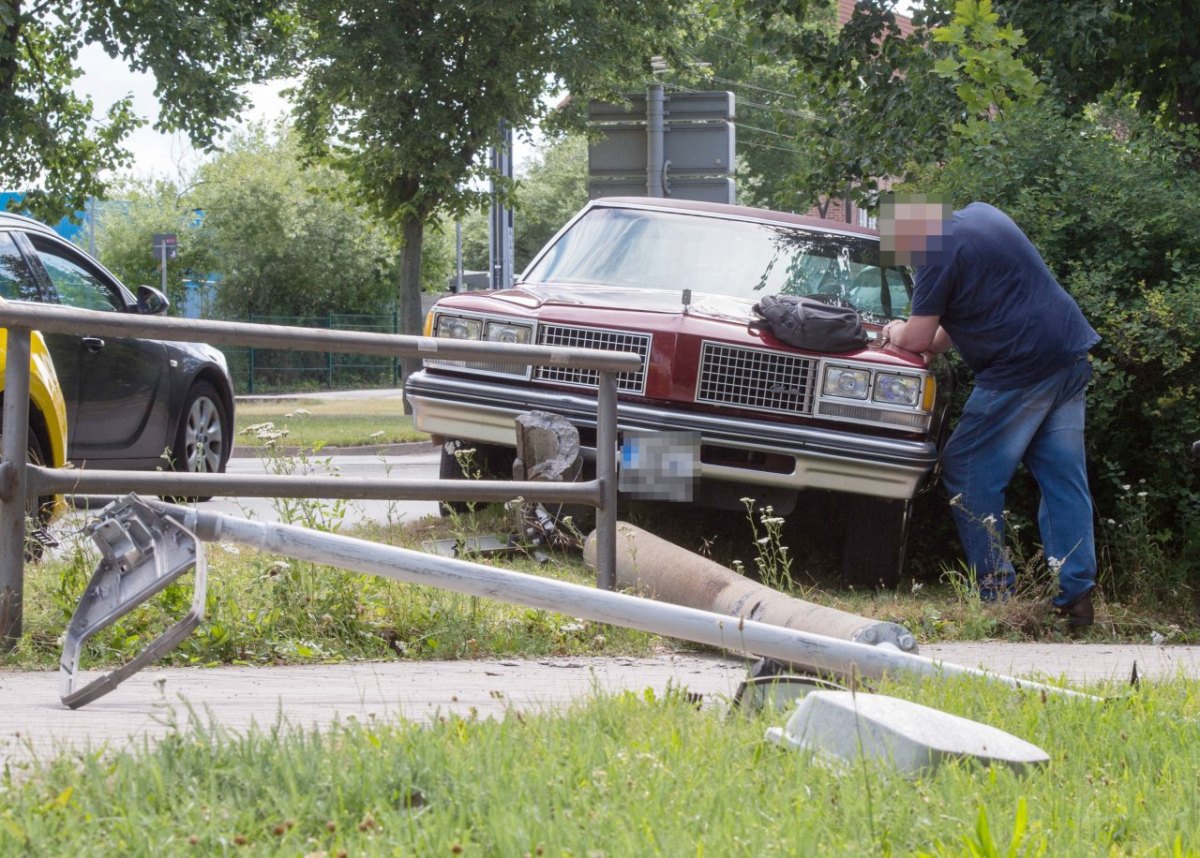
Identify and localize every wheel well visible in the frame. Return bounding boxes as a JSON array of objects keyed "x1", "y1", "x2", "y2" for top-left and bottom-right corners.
[
  {"x1": 189, "y1": 368, "x2": 236, "y2": 425},
  {"x1": 0, "y1": 393, "x2": 56, "y2": 467}
]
